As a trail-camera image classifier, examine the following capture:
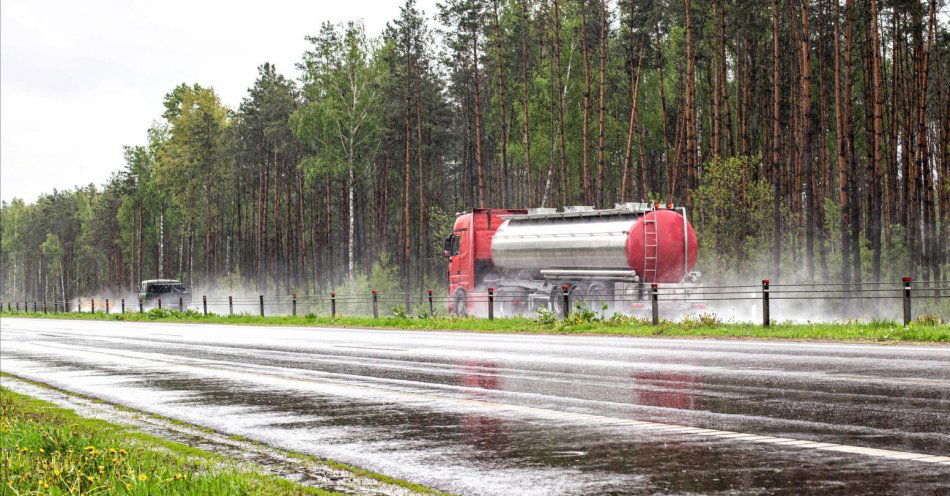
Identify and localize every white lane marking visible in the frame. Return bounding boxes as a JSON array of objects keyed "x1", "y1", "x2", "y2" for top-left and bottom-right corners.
[{"x1": 3, "y1": 340, "x2": 949, "y2": 467}]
